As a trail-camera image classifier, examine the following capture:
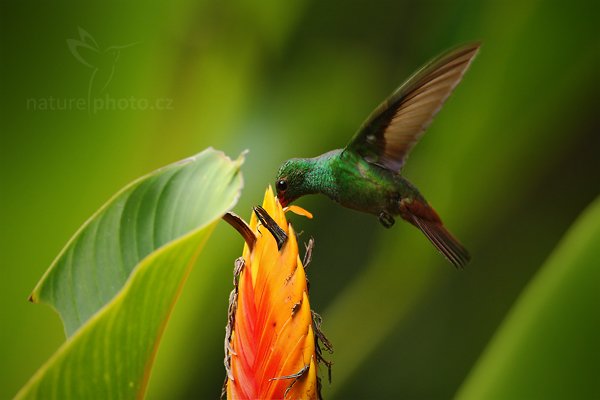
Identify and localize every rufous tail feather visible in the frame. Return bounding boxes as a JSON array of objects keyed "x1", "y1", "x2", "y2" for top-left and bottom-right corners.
[{"x1": 400, "y1": 199, "x2": 470, "y2": 268}]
